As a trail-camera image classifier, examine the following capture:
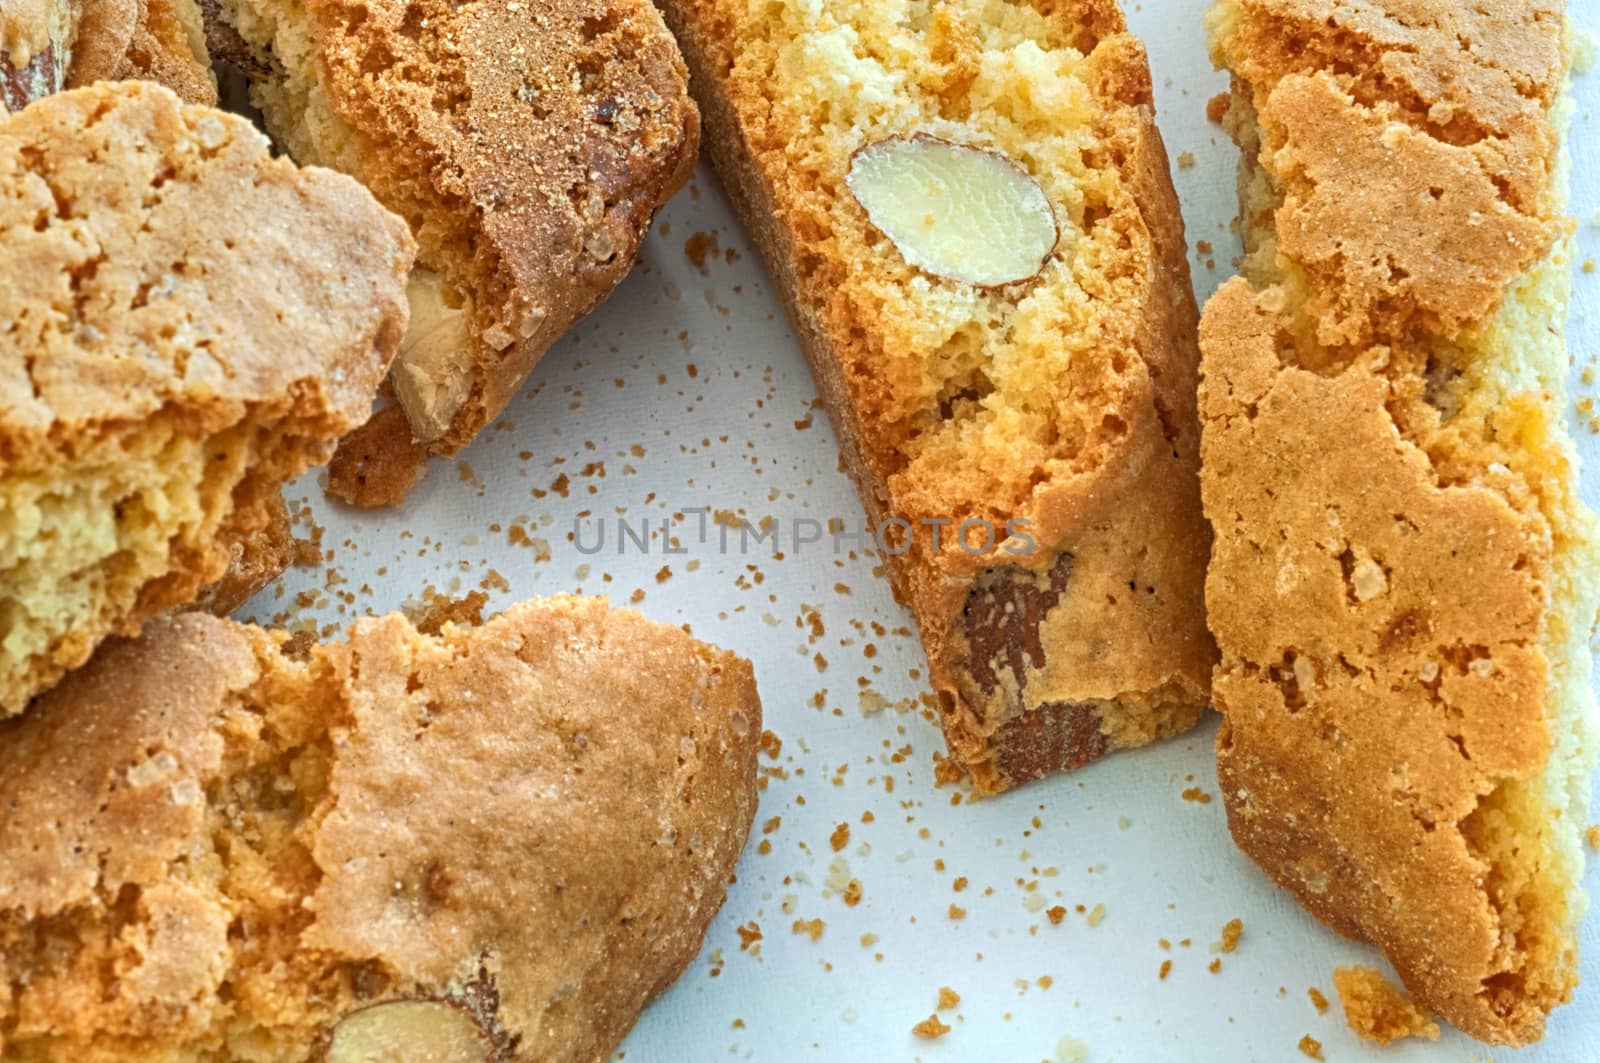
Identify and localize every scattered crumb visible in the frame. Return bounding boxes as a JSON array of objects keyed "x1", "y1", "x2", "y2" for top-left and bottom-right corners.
[
  {"x1": 1086, "y1": 903, "x2": 1106, "y2": 927},
  {"x1": 1207, "y1": 92, "x2": 1231, "y2": 124},
  {"x1": 1046, "y1": 905, "x2": 1067, "y2": 926},
  {"x1": 1297, "y1": 1034, "x2": 1324, "y2": 1060},
  {"x1": 830, "y1": 822, "x2": 850, "y2": 852},
  {"x1": 411, "y1": 590, "x2": 489, "y2": 636},
  {"x1": 684, "y1": 230, "x2": 721, "y2": 274},
  {"x1": 1213, "y1": 918, "x2": 1243, "y2": 954},
  {"x1": 1181, "y1": 787, "x2": 1212, "y2": 805},
  {"x1": 791, "y1": 918, "x2": 825, "y2": 942},
  {"x1": 1159, "y1": 959, "x2": 1172, "y2": 981},
  {"x1": 1208, "y1": 958, "x2": 1222, "y2": 974},
  {"x1": 912, "y1": 1014, "x2": 952, "y2": 1040},
  {"x1": 1177, "y1": 151, "x2": 1196, "y2": 169},
  {"x1": 1333, "y1": 966, "x2": 1441, "y2": 1045},
  {"x1": 1308, "y1": 987, "x2": 1330, "y2": 1014},
  {"x1": 937, "y1": 986, "x2": 961, "y2": 1010},
  {"x1": 948, "y1": 904, "x2": 968, "y2": 921},
  {"x1": 1586, "y1": 823, "x2": 1600, "y2": 850}
]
